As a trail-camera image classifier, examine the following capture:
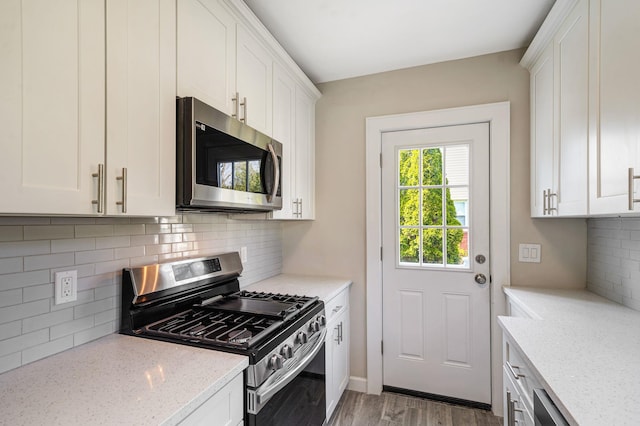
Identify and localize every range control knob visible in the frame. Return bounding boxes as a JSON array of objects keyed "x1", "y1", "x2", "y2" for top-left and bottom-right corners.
[
  {"x1": 297, "y1": 331, "x2": 308, "y2": 344},
  {"x1": 268, "y1": 354, "x2": 284, "y2": 371},
  {"x1": 309, "y1": 320, "x2": 320, "y2": 333},
  {"x1": 280, "y1": 344, "x2": 293, "y2": 359},
  {"x1": 316, "y1": 315, "x2": 326, "y2": 326}
]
